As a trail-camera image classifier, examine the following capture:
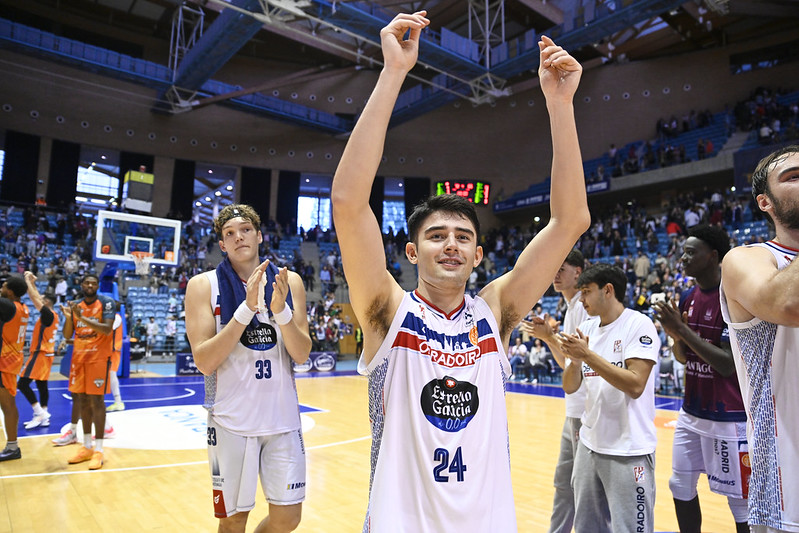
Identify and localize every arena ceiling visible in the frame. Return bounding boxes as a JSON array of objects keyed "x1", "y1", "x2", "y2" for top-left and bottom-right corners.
[{"x1": 1, "y1": 0, "x2": 798, "y2": 218}]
